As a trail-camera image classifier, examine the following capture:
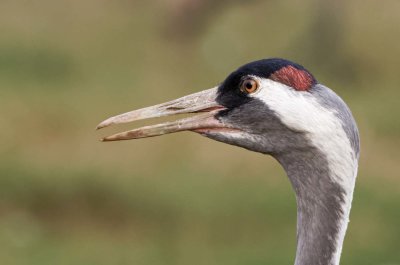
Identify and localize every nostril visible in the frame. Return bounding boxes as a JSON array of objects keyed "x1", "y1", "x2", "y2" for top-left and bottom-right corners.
[{"x1": 166, "y1": 106, "x2": 185, "y2": 111}]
